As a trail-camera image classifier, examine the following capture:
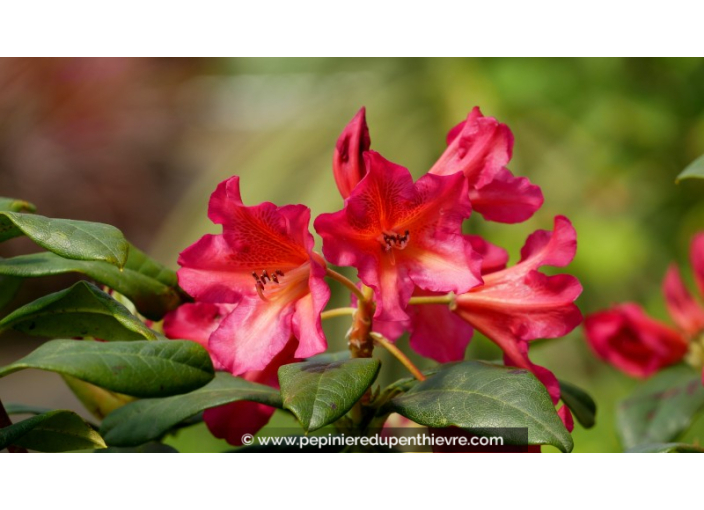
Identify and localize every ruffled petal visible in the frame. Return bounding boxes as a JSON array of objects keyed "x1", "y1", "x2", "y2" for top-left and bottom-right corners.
[
  {"x1": 291, "y1": 258, "x2": 330, "y2": 358},
  {"x1": 430, "y1": 107, "x2": 513, "y2": 189},
  {"x1": 584, "y1": 303, "x2": 688, "y2": 378},
  {"x1": 557, "y1": 405, "x2": 574, "y2": 433},
  {"x1": 468, "y1": 168, "x2": 544, "y2": 224},
  {"x1": 333, "y1": 107, "x2": 371, "y2": 199},
  {"x1": 467, "y1": 235, "x2": 509, "y2": 274},
  {"x1": 662, "y1": 264, "x2": 704, "y2": 336}
]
